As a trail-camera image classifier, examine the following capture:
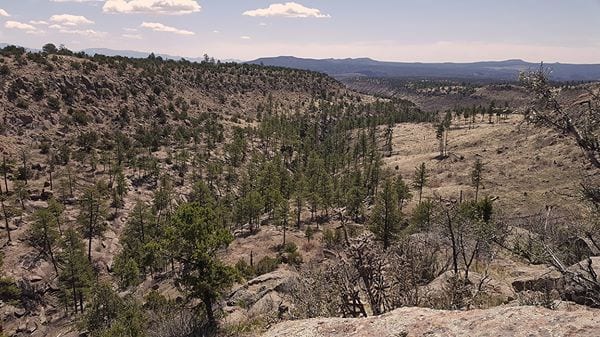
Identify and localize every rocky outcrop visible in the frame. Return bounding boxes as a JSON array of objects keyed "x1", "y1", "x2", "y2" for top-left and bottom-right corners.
[
  {"x1": 262, "y1": 305, "x2": 600, "y2": 337},
  {"x1": 225, "y1": 268, "x2": 298, "y2": 324}
]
